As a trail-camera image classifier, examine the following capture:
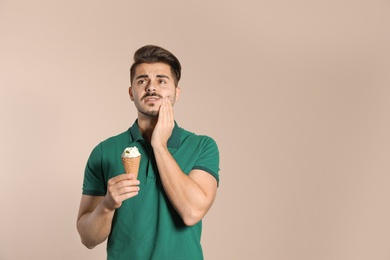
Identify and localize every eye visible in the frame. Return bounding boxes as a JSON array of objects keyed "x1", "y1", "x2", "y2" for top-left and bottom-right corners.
[
  {"x1": 159, "y1": 79, "x2": 166, "y2": 84},
  {"x1": 138, "y1": 79, "x2": 147, "y2": 85}
]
